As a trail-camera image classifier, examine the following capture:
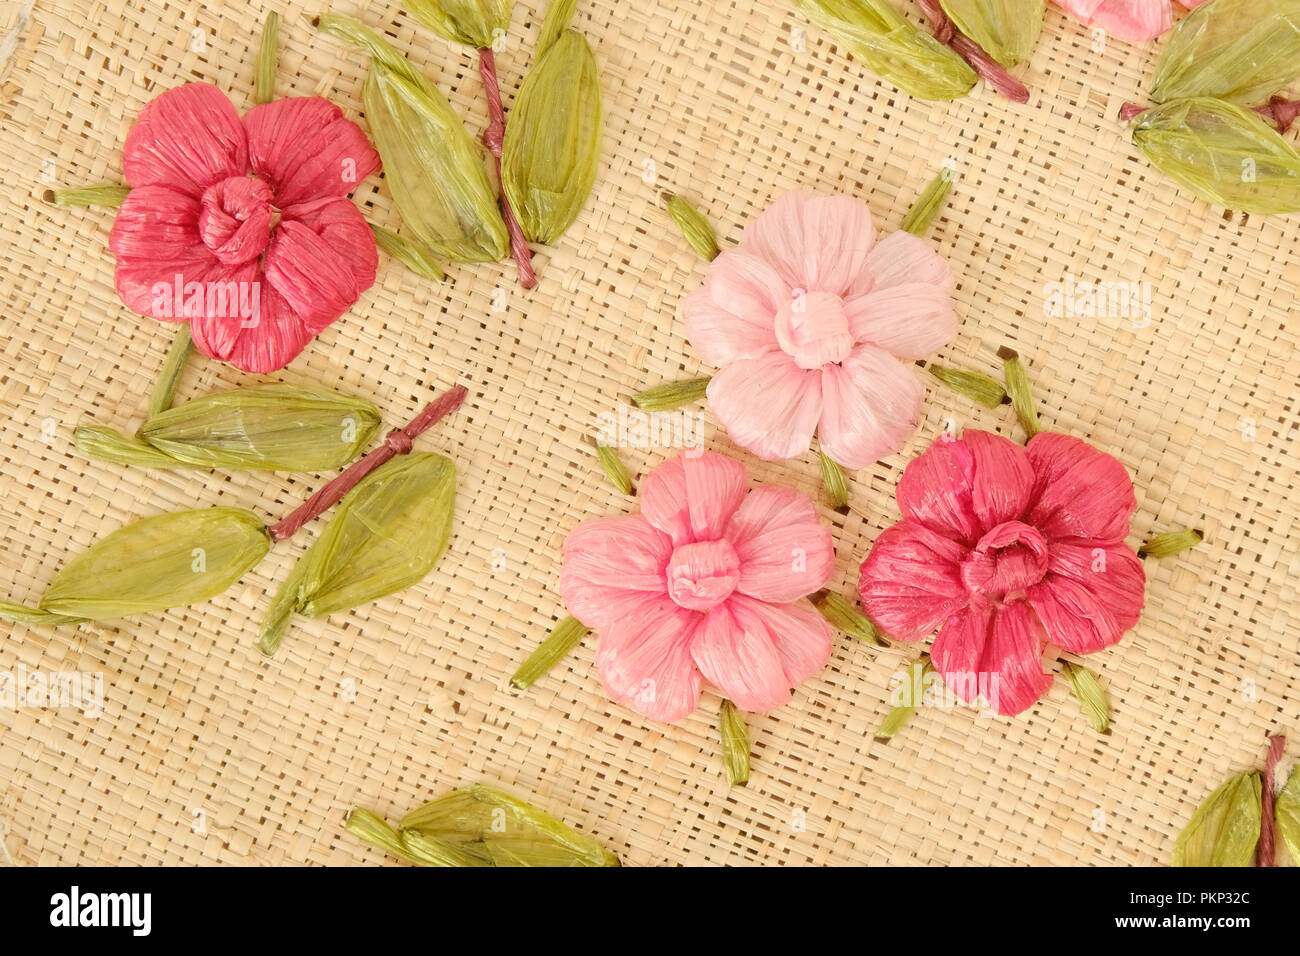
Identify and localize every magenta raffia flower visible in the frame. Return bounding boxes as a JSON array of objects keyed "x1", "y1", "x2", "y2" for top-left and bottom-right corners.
[
  {"x1": 560, "y1": 450, "x2": 835, "y2": 722},
  {"x1": 858, "y1": 429, "x2": 1145, "y2": 716},
  {"x1": 110, "y1": 83, "x2": 381, "y2": 373},
  {"x1": 681, "y1": 191, "x2": 959, "y2": 470}
]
